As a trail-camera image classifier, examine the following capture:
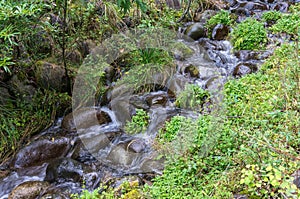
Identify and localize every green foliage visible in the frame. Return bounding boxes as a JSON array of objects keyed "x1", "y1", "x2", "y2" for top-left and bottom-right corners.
[
  {"x1": 117, "y1": 0, "x2": 147, "y2": 14},
  {"x1": 136, "y1": 2, "x2": 182, "y2": 30},
  {"x1": 230, "y1": 18, "x2": 267, "y2": 50},
  {"x1": 133, "y1": 48, "x2": 171, "y2": 65},
  {"x1": 124, "y1": 109, "x2": 149, "y2": 134},
  {"x1": 205, "y1": 10, "x2": 234, "y2": 38},
  {"x1": 147, "y1": 35, "x2": 300, "y2": 198},
  {"x1": 240, "y1": 164, "x2": 299, "y2": 198},
  {"x1": 0, "y1": 90, "x2": 71, "y2": 160},
  {"x1": 0, "y1": 0, "x2": 46, "y2": 73},
  {"x1": 261, "y1": 11, "x2": 282, "y2": 24},
  {"x1": 71, "y1": 187, "x2": 102, "y2": 199},
  {"x1": 157, "y1": 116, "x2": 187, "y2": 142},
  {"x1": 175, "y1": 84, "x2": 210, "y2": 110},
  {"x1": 116, "y1": 48, "x2": 175, "y2": 93},
  {"x1": 71, "y1": 181, "x2": 143, "y2": 199},
  {"x1": 270, "y1": 12, "x2": 300, "y2": 37}
]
